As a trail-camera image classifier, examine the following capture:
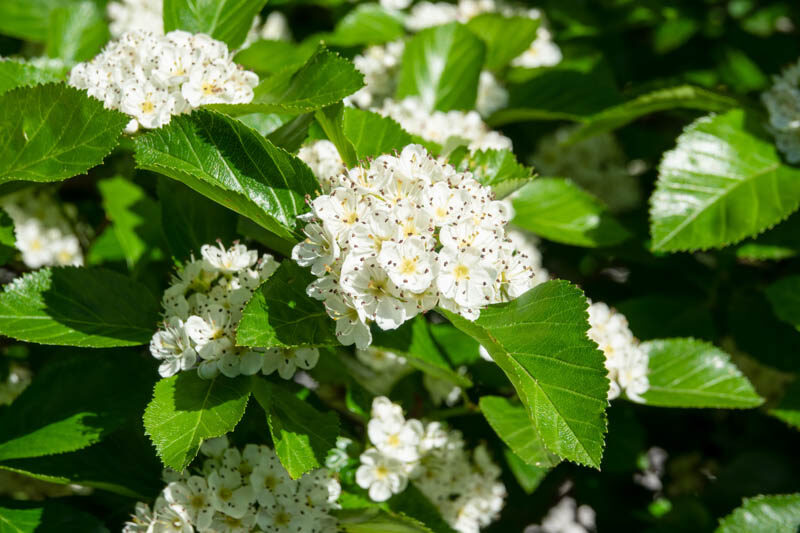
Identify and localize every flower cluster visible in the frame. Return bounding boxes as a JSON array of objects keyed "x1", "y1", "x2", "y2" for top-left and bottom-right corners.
[
  {"x1": 587, "y1": 302, "x2": 649, "y2": 402},
  {"x1": 150, "y1": 242, "x2": 320, "y2": 380},
  {"x1": 356, "y1": 397, "x2": 505, "y2": 533},
  {"x1": 405, "y1": 0, "x2": 561, "y2": 69},
  {"x1": 123, "y1": 437, "x2": 341, "y2": 533},
  {"x1": 292, "y1": 144, "x2": 537, "y2": 349},
  {"x1": 1, "y1": 189, "x2": 83, "y2": 269},
  {"x1": 379, "y1": 98, "x2": 513, "y2": 152},
  {"x1": 524, "y1": 497, "x2": 596, "y2": 533},
  {"x1": 69, "y1": 30, "x2": 258, "y2": 132},
  {"x1": 762, "y1": 58, "x2": 800, "y2": 164},
  {"x1": 297, "y1": 140, "x2": 345, "y2": 193},
  {"x1": 107, "y1": 0, "x2": 163, "y2": 37},
  {"x1": 349, "y1": 40, "x2": 405, "y2": 109},
  {"x1": 532, "y1": 126, "x2": 643, "y2": 212}
]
